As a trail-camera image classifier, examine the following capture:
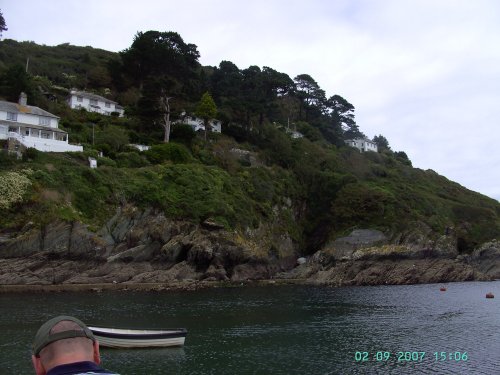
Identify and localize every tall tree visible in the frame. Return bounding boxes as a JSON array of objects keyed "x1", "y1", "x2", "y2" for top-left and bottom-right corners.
[
  {"x1": 0, "y1": 10, "x2": 7, "y2": 39},
  {"x1": 0, "y1": 64, "x2": 35, "y2": 102},
  {"x1": 120, "y1": 31, "x2": 200, "y2": 97},
  {"x1": 160, "y1": 90, "x2": 172, "y2": 143},
  {"x1": 326, "y1": 95, "x2": 362, "y2": 139},
  {"x1": 210, "y1": 61, "x2": 245, "y2": 123},
  {"x1": 373, "y1": 134, "x2": 391, "y2": 151},
  {"x1": 293, "y1": 74, "x2": 326, "y2": 120},
  {"x1": 196, "y1": 92, "x2": 217, "y2": 141}
]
